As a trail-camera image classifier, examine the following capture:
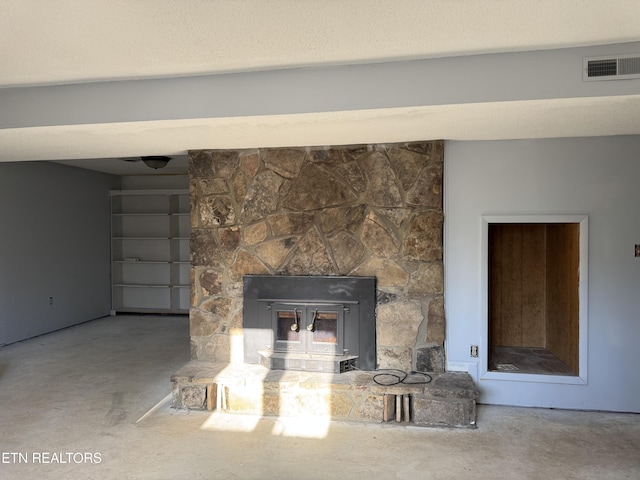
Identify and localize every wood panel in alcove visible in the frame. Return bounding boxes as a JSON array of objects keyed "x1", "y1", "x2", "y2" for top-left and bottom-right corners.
[
  {"x1": 489, "y1": 222, "x2": 580, "y2": 376},
  {"x1": 489, "y1": 224, "x2": 547, "y2": 347},
  {"x1": 545, "y1": 223, "x2": 580, "y2": 373}
]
